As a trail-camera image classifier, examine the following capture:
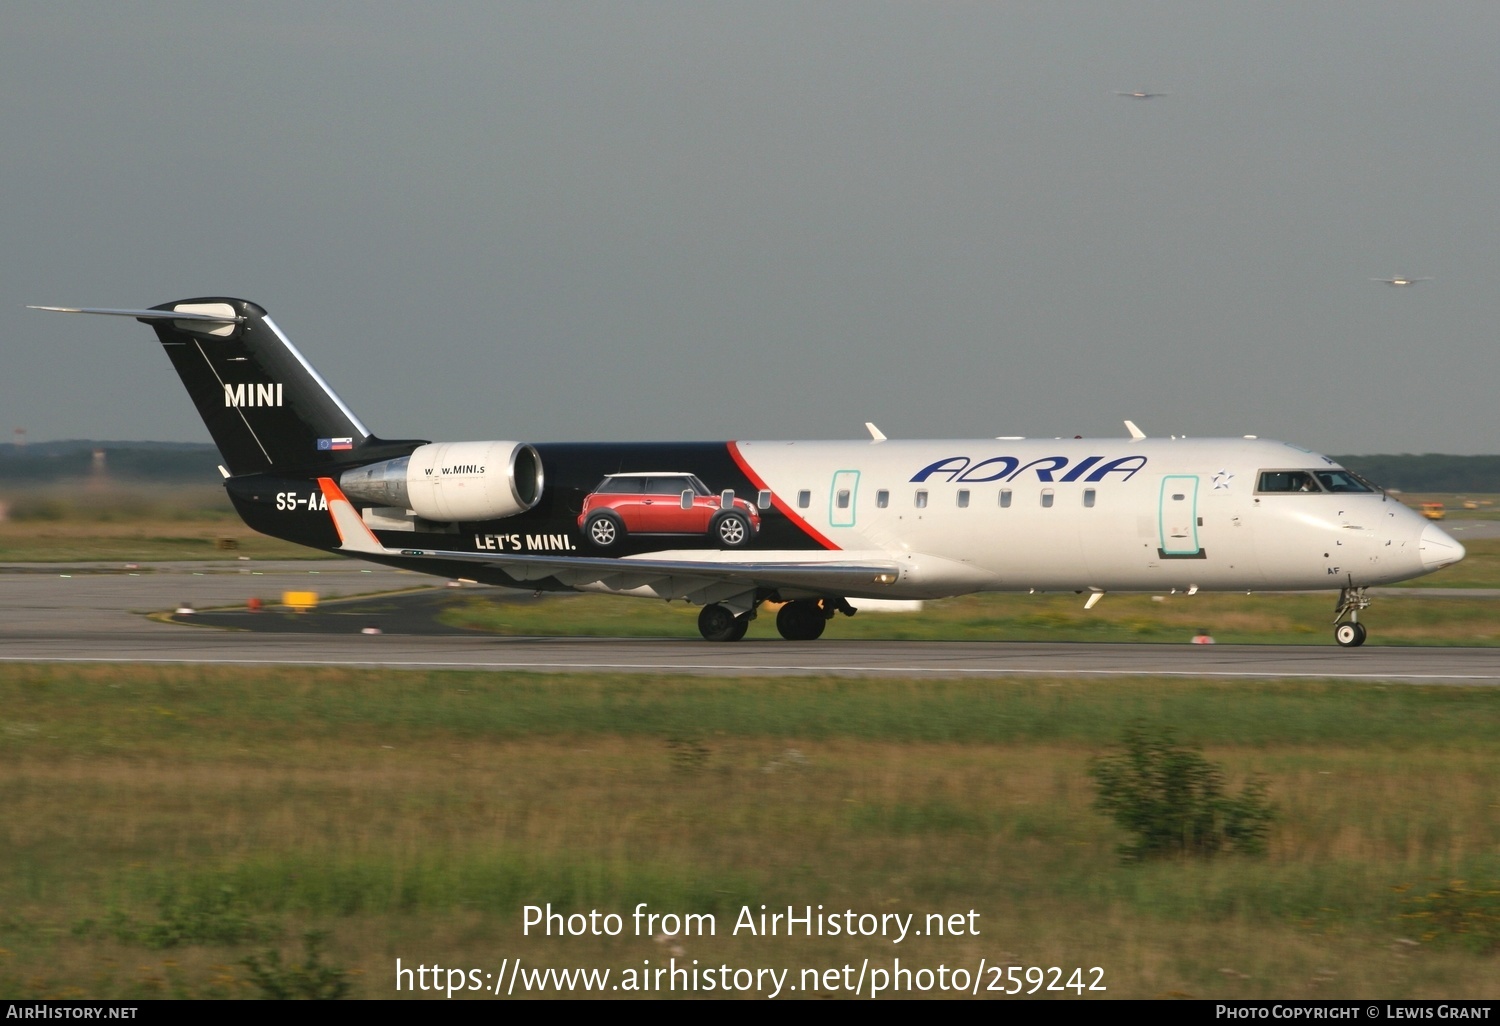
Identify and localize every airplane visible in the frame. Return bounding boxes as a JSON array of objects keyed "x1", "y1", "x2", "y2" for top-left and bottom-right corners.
[
  {"x1": 1372, "y1": 276, "x2": 1433, "y2": 286},
  {"x1": 31, "y1": 298, "x2": 1466, "y2": 646},
  {"x1": 1114, "y1": 90, "x2": 1169, "y2": 99}
]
